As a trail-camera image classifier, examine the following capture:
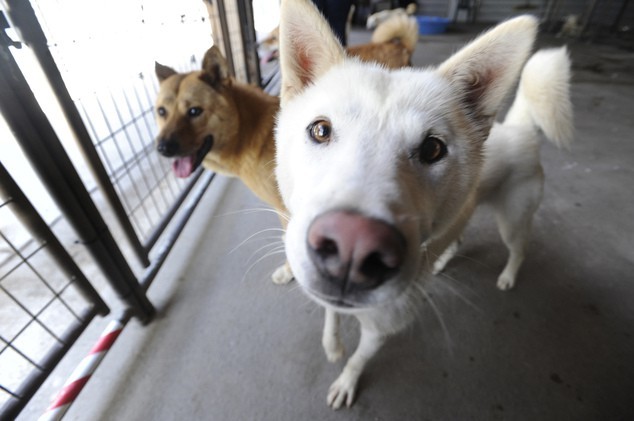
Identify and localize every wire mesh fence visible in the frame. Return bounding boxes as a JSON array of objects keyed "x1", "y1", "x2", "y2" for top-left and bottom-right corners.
[
  {"x1": 0, "y1": 207, "x2": 85, "y2": 407},
  {"x1": 74, "y1": 71, "x2": 191, "y2": 244},
  {"x1": 0, "y1": 165, "x2": 107, "y2": 415},
  {"x1": 26, "y1": 0, "x2": 213, "y2": 249},
  {"x1": 0, "y1": 0, "x2": 215, "y2": 417}
]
